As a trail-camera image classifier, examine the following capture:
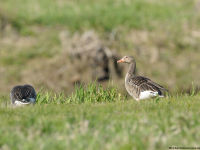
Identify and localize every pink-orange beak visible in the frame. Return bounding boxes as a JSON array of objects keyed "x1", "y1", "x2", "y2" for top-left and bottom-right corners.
[{"x1": 117, "y1": 58, "x2": 125, "y2": 63}]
